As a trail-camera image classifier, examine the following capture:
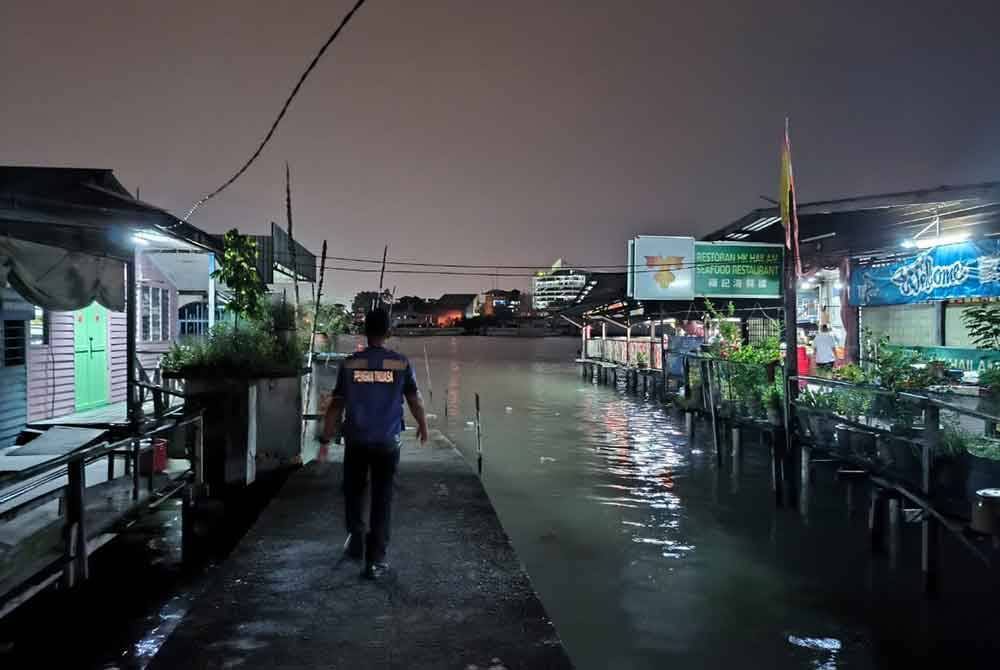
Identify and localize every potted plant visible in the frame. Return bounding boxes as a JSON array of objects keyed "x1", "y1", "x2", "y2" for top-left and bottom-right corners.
[
  {"x1": 797, "y1": 387, "x2": 838, "y2": 447},
  {"x1": 635, "y1": 350, "x2": 649, "y2": 369},
  {"x1": 935, "y1": 420, "x2": 972, "y2": 500},
  {"x1": 965, "y1": 436, "x2": 1000, "y2": 500},
  {"x1": 764, "y1": 380, "x2": 783, "y2": 426},
  {"x1": 976, "y1": 366, "x2": 1000, "y2": 427},
  {"x1": 162, "y1": 230, "x2": 305, "y2": 491}
]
